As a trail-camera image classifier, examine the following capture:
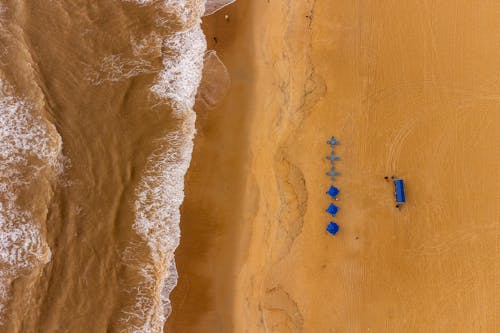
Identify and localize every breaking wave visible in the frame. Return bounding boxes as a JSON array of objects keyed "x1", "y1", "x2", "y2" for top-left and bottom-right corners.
[
  {"x1": 126, "y1": 22, "x2": 205, "y2": 331},
  {"x1": 0, "y1": 80, "x2": 62, "y2": 321},
  {"x1": 117, "y1": 0, "x2": 230, "y2": 330},
  {"x1": 0, "y1": 0, "x2": 234, "y2": 330},
  {"x1": 102, "y1": 0, "x2": 236, "y2": 331}
]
